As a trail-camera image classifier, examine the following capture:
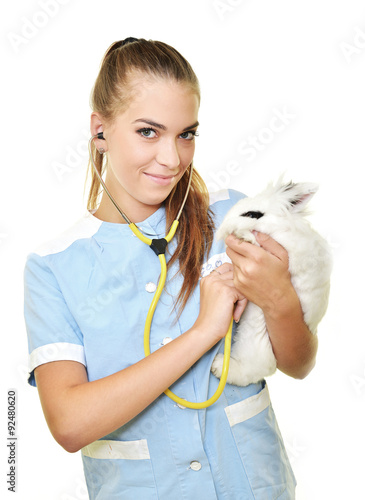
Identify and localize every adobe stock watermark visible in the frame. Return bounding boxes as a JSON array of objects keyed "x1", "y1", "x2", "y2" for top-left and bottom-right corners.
[
  {"x1": 285, "y1": 436, "x2": 306, "y2": 465},
  {"x1": 263, "y1": 435, "x2": 306, "y2": 481},
  {"x1": 0, "y1": 232, "x2": 9, "y2": 247},
  {"x1": 76, "y1": 267, "x2": 125, "y2": 324},
  {"x1": 339, "y1": 25, "x2": 365, "y2": 64},
  {"x1": 349, "y1": 363, "x2": 365, "y2": 396},
  {"x1": 61, "y1": 478, "x2": 88, "y2": 500},
  {"x1": 213, "y1": 0, "x2": 246, "y2": 21},
  {"x1": 205, "y1": 106, "x2": 296, "y2": 192},
  {"x1": 52, "y1": 129, "x2": 90, "y2": 182},
  {"x1": 7, "y1": 0, "x2": 71, "y2": 54}
]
